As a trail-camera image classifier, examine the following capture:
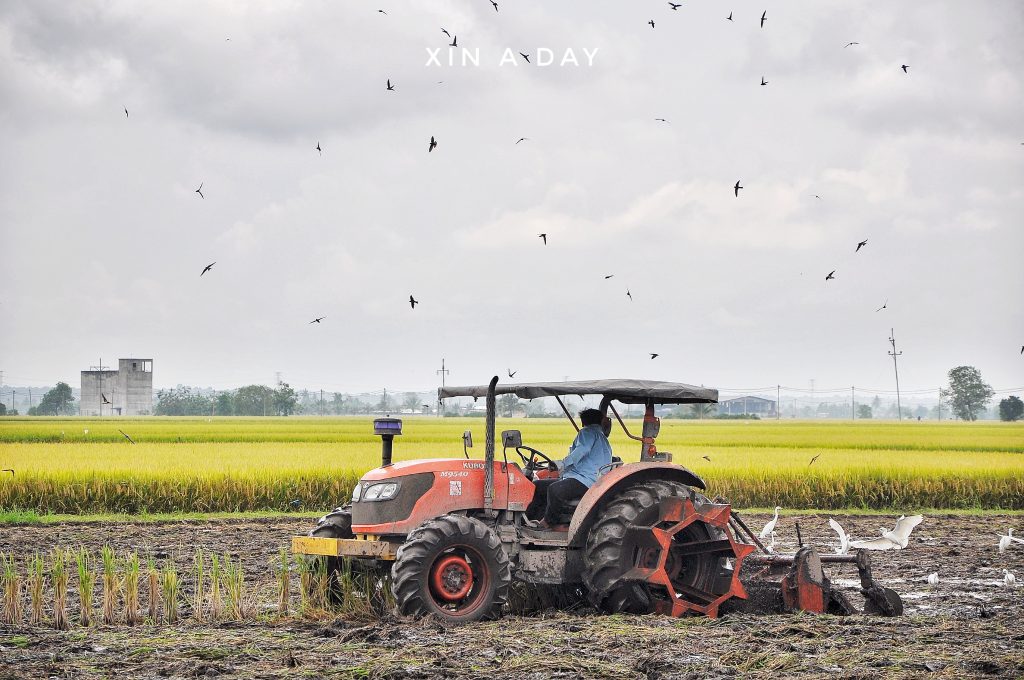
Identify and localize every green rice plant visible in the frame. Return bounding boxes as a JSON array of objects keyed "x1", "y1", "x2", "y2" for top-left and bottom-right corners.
[
  {"x1": 100, "y1": 547, "x2": 118, "y2": 625},
  {"x1": 161, "y1": 560, "x2": 179, "y2": 624},
  {"x1": 1, "y1": 552, "x2": 24, "y2": 625},
  {"x1": 192, "y1": 548, "x2": 205, "y2": 623},
  {"x1": 146, "y1": 556, "x2": 159, "y2": 623},
  {"x1": 122, "y1": 550, "x2": 139, "y2": 625},
  {"x1": 275, "y1": 548, "x2": 290, "y2": 617},
  {"x1": 222, "y1": 554, "x2": 244, "y2": 621},
  {"x1": 50, "y1": 549, "x2": 69, "y2": 630},
  {"x1": 209, "y1": 553, "x2": 223, "y2": 621},
  {"x1": 27, "y1": 553, "x2": 44, "y2": 625},
  {"x1": 74, "y1": 548, "x2": 95, "y2": 626},
  {"x1": 296, "y1": 556, "x2": 313, "y2": 616}
]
